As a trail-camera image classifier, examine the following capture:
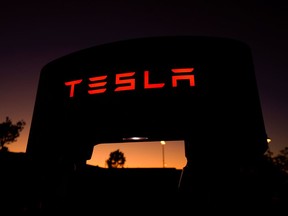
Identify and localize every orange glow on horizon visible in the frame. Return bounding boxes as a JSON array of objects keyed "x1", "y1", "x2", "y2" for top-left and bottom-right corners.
[{"x1": 87, "y1": 140, "x2": 187, "y2": 170}]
